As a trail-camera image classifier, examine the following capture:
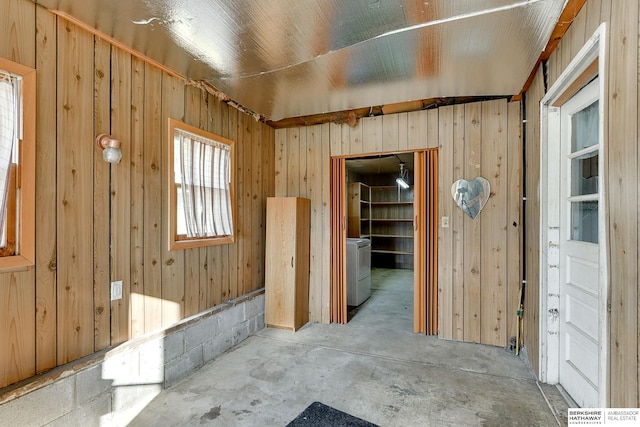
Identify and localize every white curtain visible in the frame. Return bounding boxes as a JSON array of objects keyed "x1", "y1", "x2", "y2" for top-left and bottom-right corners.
[
  {"x1": 0, "y1": 73, "x2": 18, "y2": 246},
  {"x1": 571, "y1": 100, "x2": 599, "y2": 152},
  {"x1": 175, "y1": 129, "x2": 233, "y2": 238}
]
